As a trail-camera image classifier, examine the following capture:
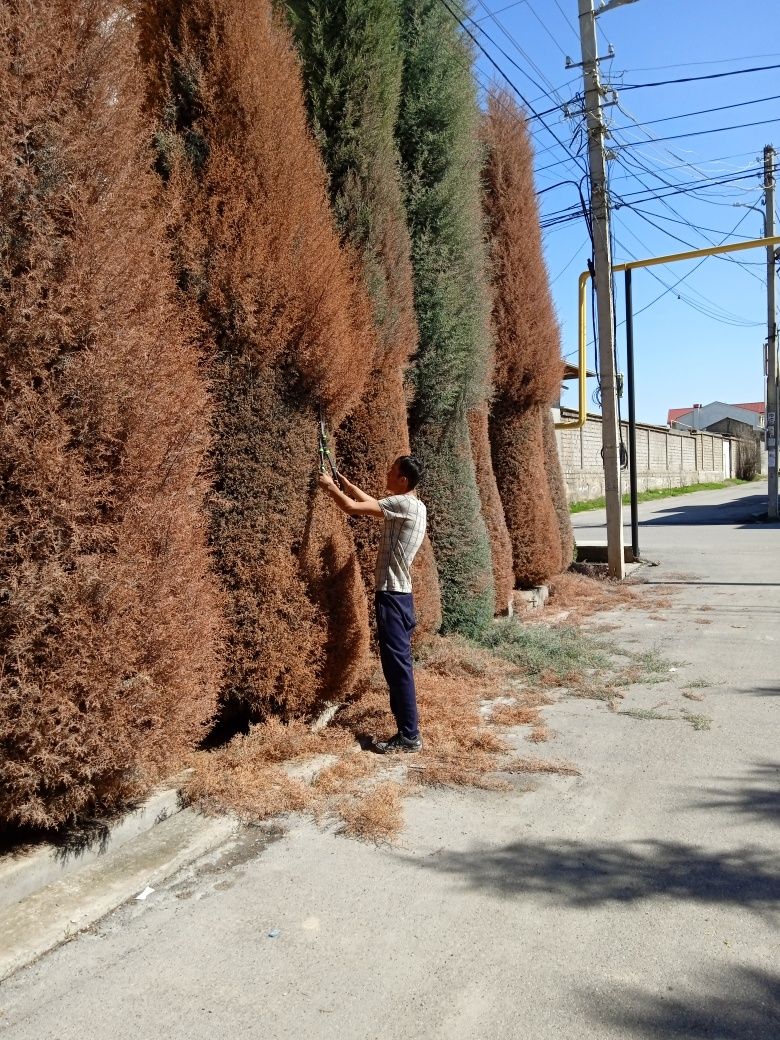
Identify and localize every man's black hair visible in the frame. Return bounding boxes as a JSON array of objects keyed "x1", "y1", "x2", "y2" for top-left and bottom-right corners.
[{"x1": 397, "y1": 455, "x2": 424, "y2": 490}]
